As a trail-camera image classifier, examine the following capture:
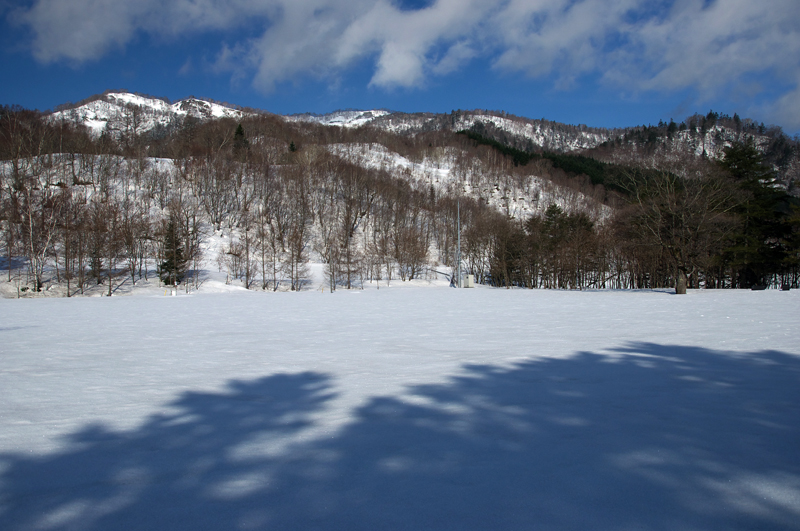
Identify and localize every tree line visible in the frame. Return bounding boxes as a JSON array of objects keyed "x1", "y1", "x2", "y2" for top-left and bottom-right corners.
[
  {"x1": 1, "y1": 103, "x2": 798, "y2": 296},
  {"x1": 479, "y1": 141, "x2": 799, "y2": 292}
]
